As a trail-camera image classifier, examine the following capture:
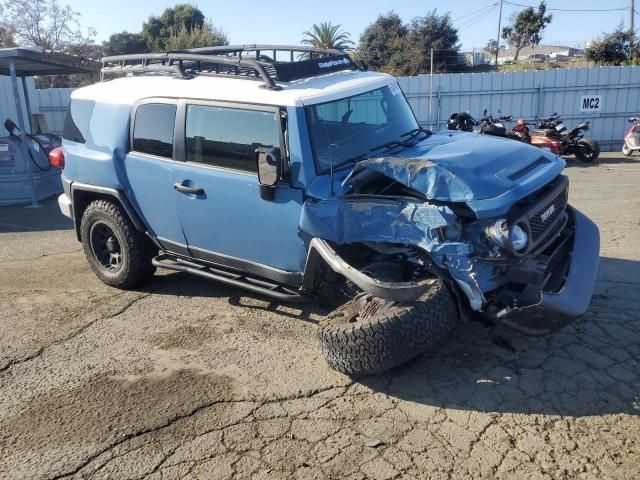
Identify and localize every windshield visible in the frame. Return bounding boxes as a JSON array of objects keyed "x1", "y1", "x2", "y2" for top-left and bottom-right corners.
[{"x1": 304, "y1": 83, "x2": 419, "y2": 174}]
